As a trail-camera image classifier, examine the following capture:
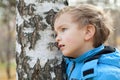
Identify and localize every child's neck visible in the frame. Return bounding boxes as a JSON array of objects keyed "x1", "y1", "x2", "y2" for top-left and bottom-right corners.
[{"x1": 77, "y1": 42, "x2": 94, "y2": 58}]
